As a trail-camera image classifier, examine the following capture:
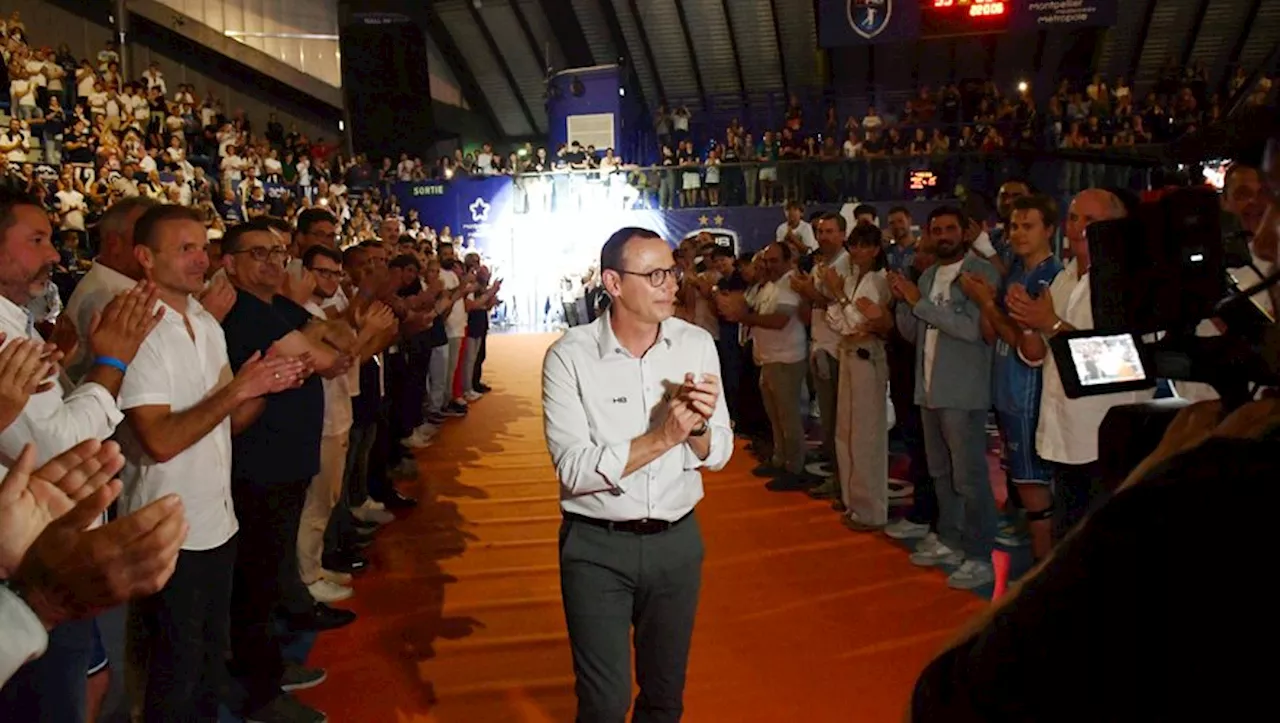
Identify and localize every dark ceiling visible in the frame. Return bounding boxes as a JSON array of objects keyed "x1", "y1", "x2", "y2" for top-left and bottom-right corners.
[{"x1": 426, "y1": 0, "x2": 1280, "y2": 140}]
